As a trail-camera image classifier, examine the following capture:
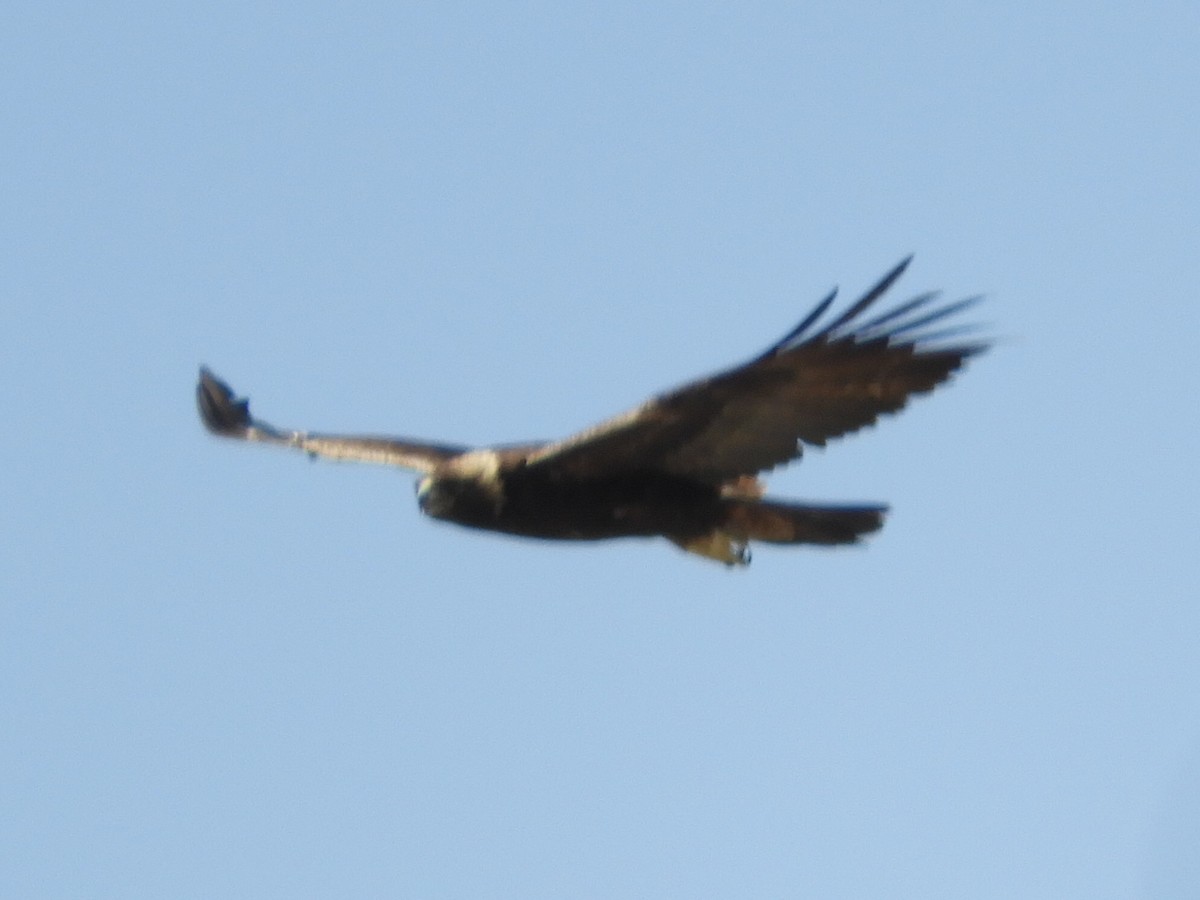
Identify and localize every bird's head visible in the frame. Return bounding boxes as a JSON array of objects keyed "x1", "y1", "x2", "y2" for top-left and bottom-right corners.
[
  {"x1": 415, "y1": 475, "x2": 452, "y2": 519},
  {"x1": 416, "y1": 473, "x2": 502, "y2": 524},
  {"x1": 417, "y1": 451, "x2": 506, "y2": 525}
]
